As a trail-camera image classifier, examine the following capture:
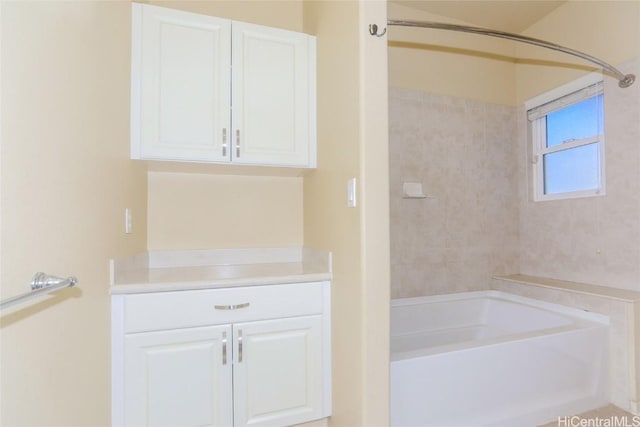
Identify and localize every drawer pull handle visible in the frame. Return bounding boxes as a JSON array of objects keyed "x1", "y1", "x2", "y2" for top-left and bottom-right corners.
[
  {"x1": 214, "y1": 302, "x2": 250, "y2": 310},
  {"x1": 238, "y1": 330, "x2": 243, "y2": 363},
  {"x1": 222, "y1": 331, "x2": 227, "y2": 365}
]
